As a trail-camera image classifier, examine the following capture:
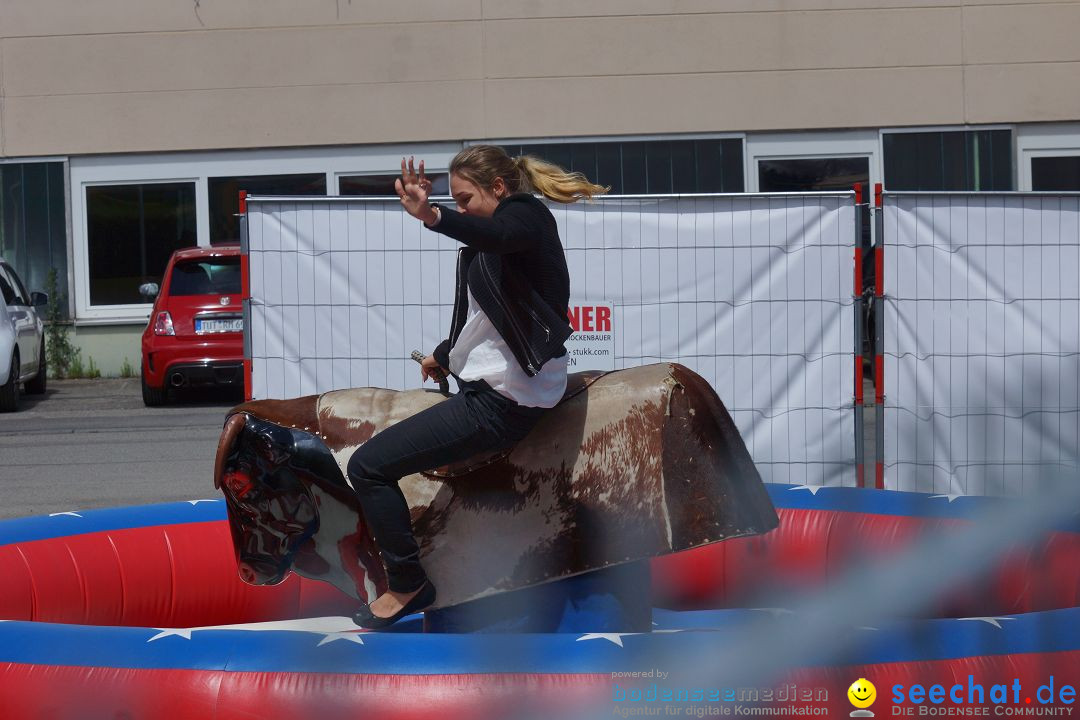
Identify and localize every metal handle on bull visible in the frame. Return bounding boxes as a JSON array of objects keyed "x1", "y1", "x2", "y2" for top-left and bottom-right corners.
[{"x1": 411, "y1": 350, "x2": 450, "y2": 394}]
